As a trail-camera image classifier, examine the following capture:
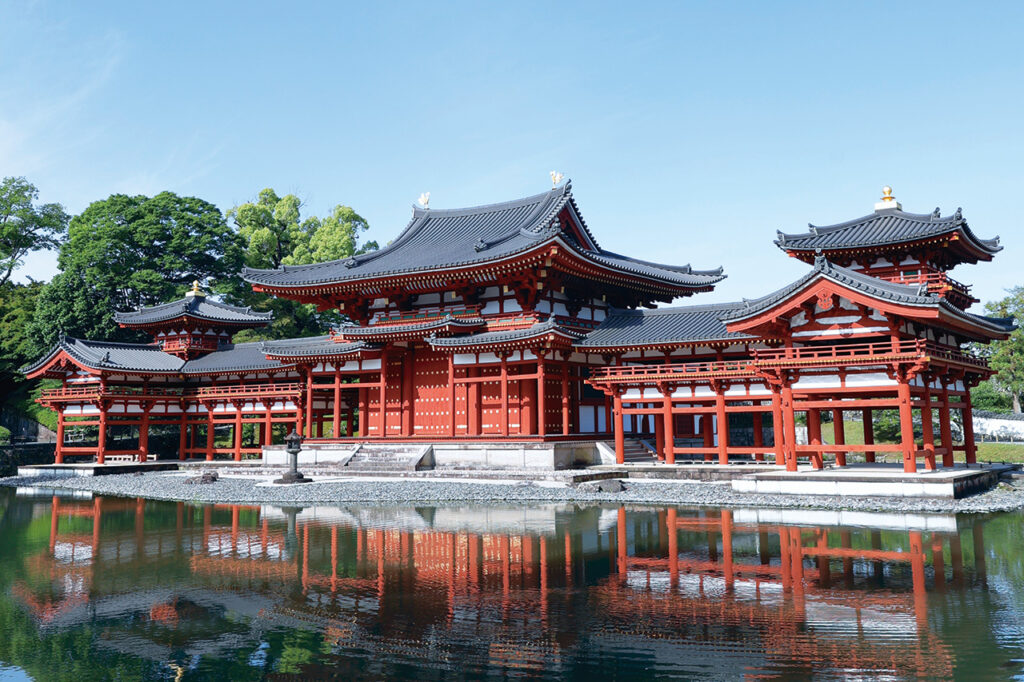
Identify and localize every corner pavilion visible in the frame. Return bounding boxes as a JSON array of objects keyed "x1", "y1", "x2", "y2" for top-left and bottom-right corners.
[{"x1": 26, "y1": 183, "x2": 1014, "y2": 473}]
